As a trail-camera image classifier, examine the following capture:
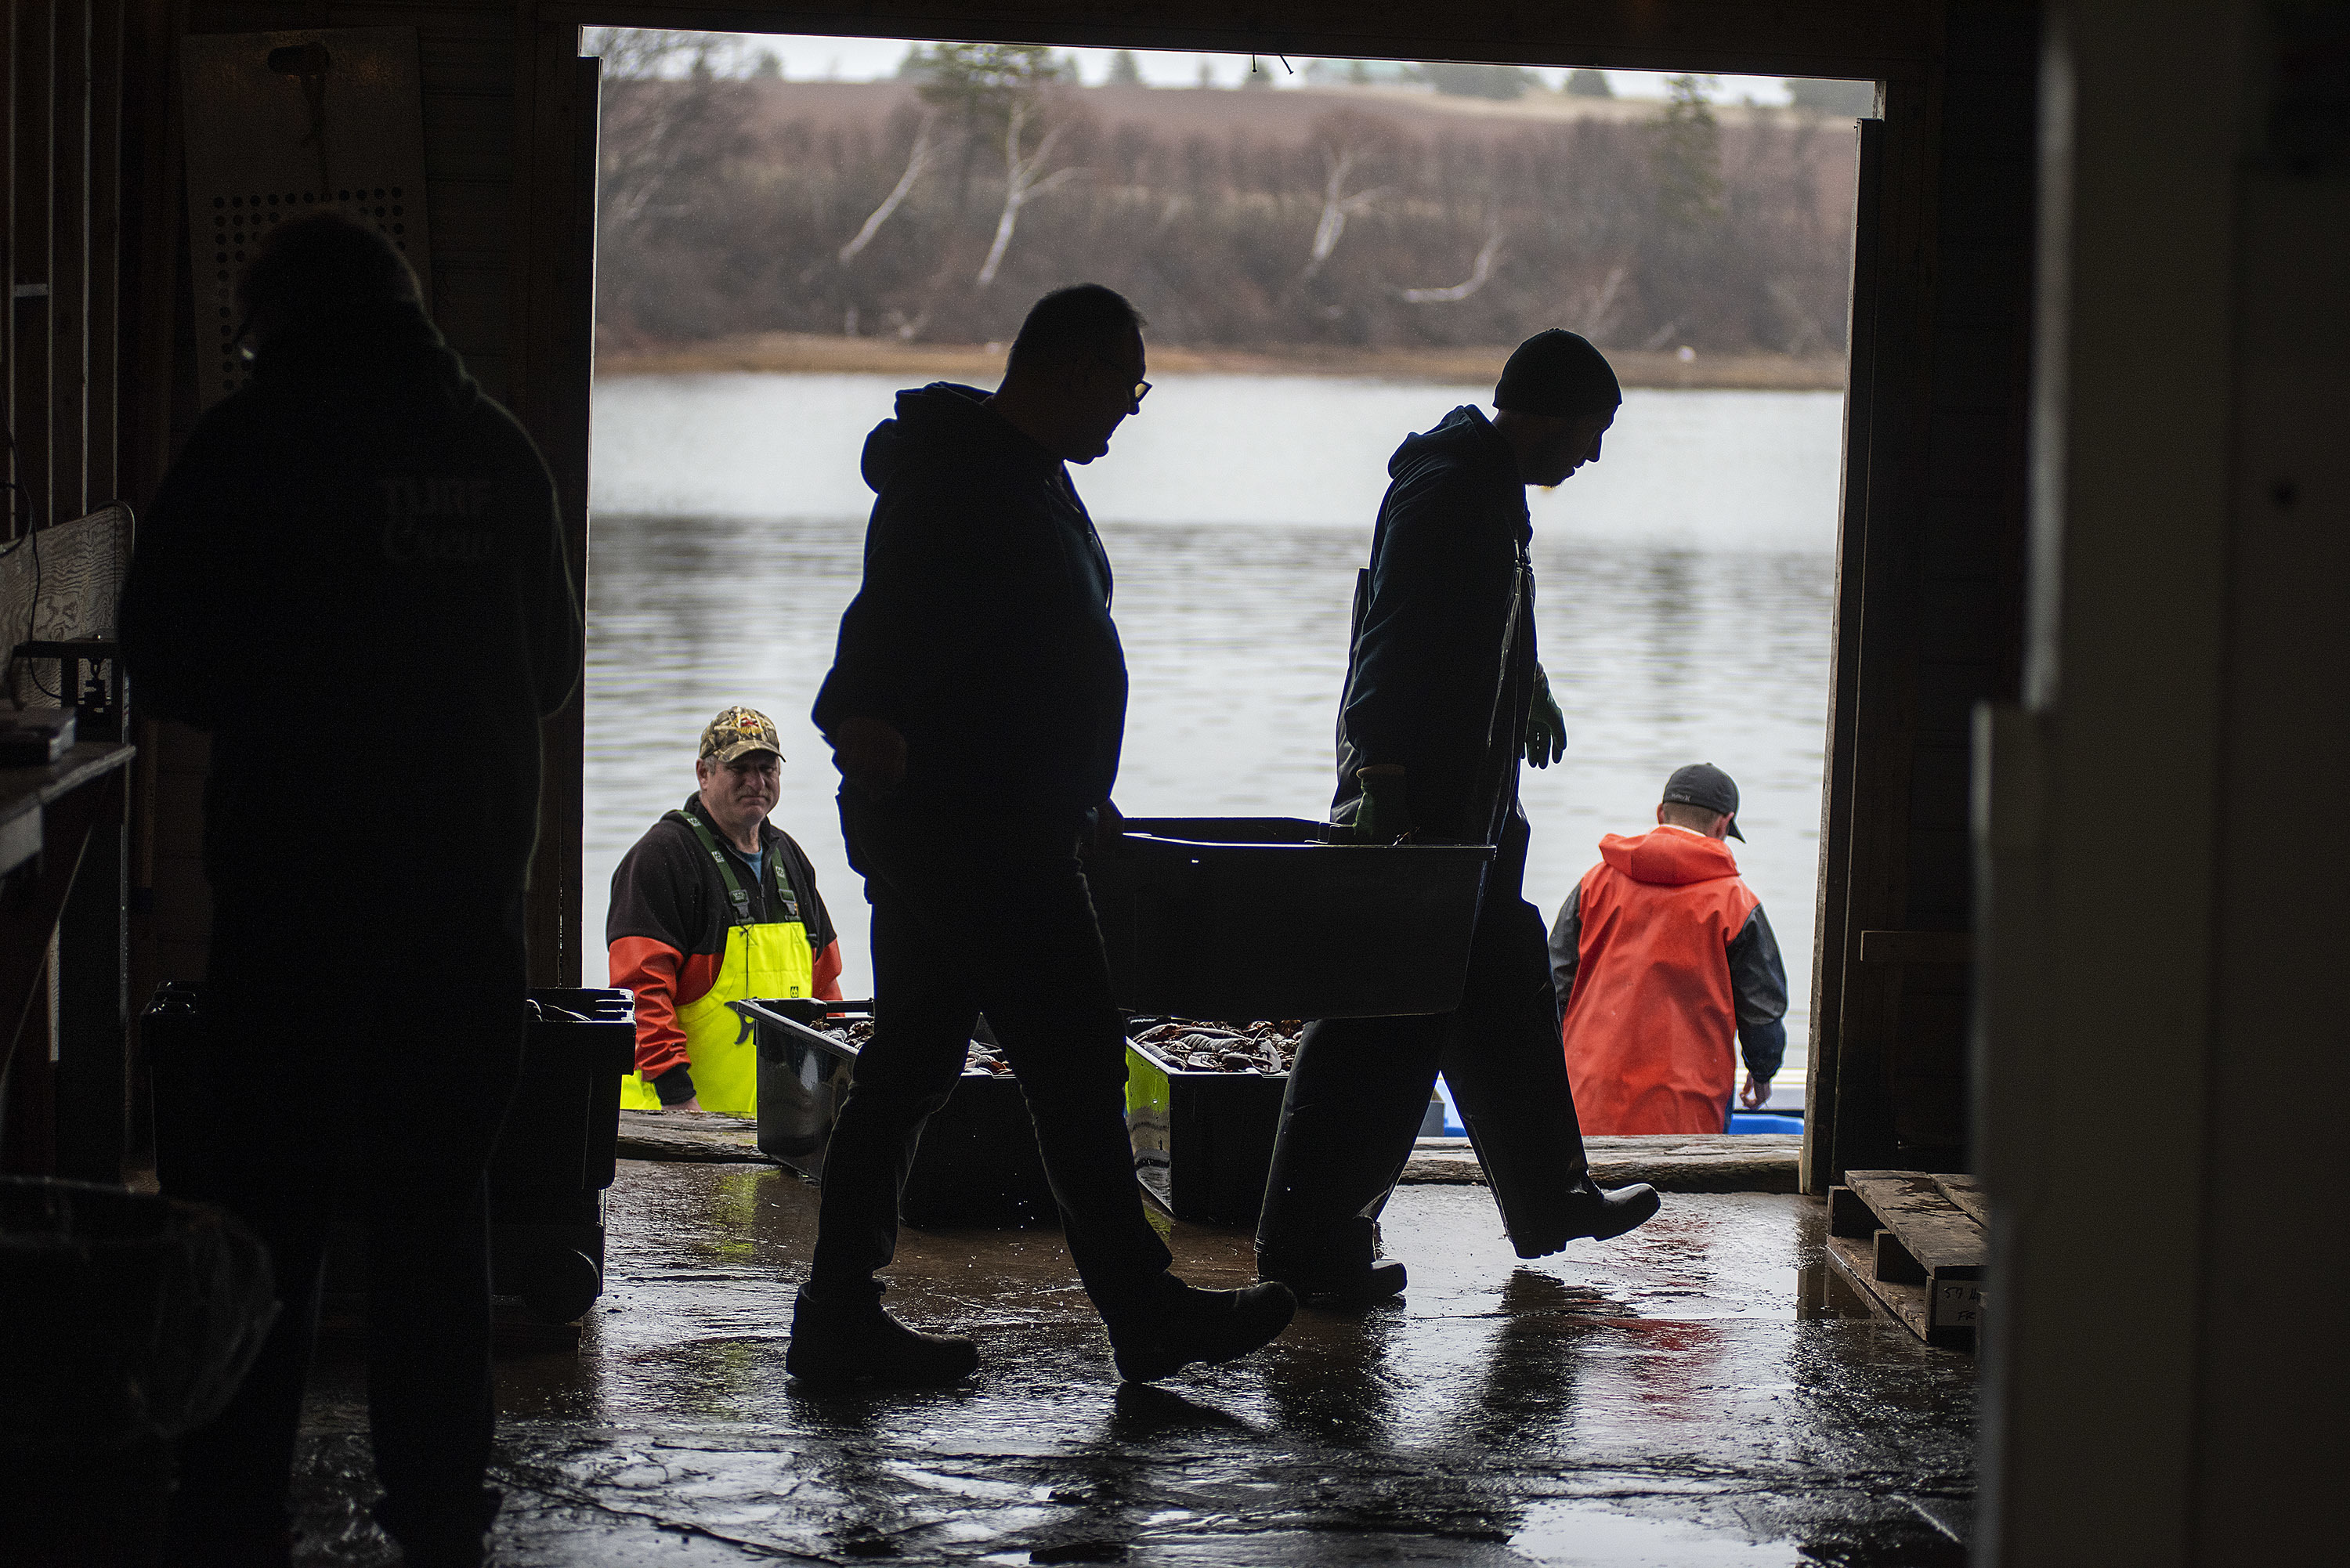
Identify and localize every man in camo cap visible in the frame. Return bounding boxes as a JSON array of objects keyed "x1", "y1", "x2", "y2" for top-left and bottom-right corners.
[{"x1": 607, "y1": 705, "x2": 843, "y2": 1114}]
